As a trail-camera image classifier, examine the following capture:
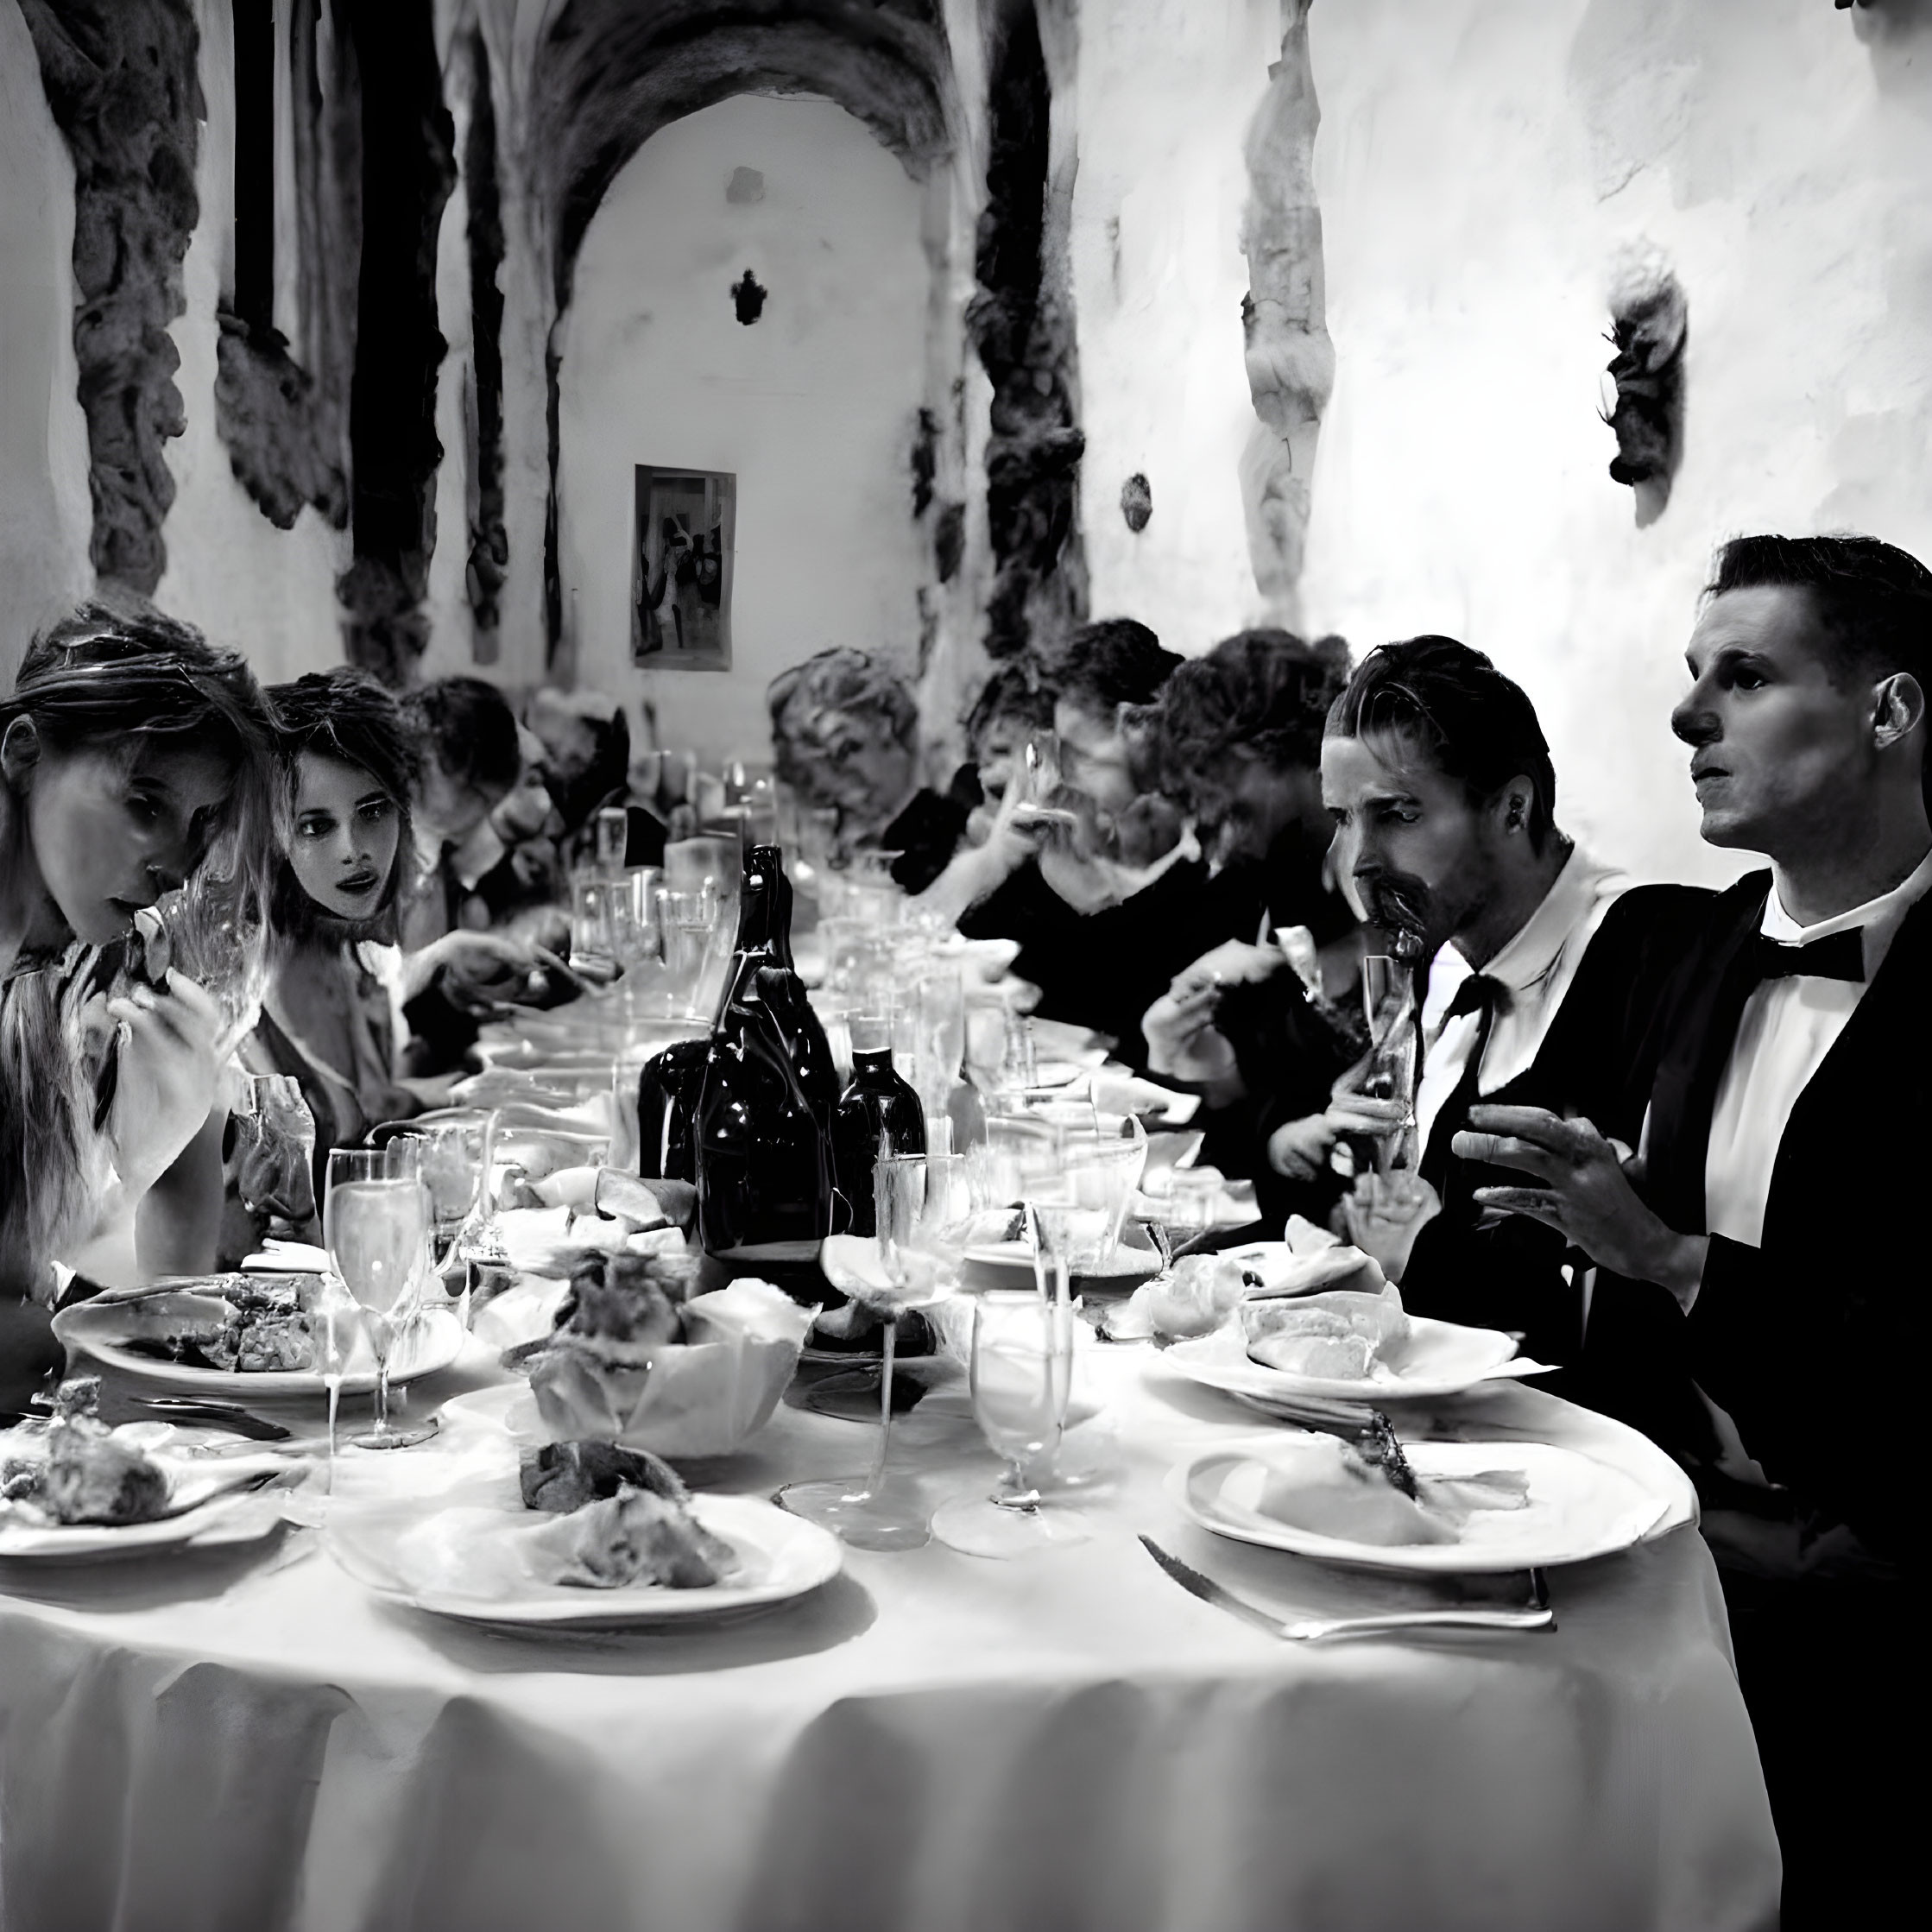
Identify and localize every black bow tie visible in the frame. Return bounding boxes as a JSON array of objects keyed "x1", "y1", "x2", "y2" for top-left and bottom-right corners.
[
  {"x1": 1748, "y1": 928, "x2": 1865, "y2": 985},
  {"x1": 1442, "y1": 972, "x2": 1512, "y2": 1024}
]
